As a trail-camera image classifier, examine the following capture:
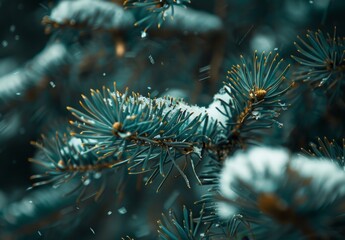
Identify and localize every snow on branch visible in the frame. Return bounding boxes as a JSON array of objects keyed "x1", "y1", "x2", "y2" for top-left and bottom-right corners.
[
  {"x1": 158, "y1": 6, "x2": 223, "y2": 34},
  {"x1": 218, "y1": 147, "x2": 345, "y2": 239},
  {"x1": 43, "y1": 1, "x2": 135, "y2": 31},
  {"x1": 0, "y1": 43, "x2": 71, "y2": 105}
]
